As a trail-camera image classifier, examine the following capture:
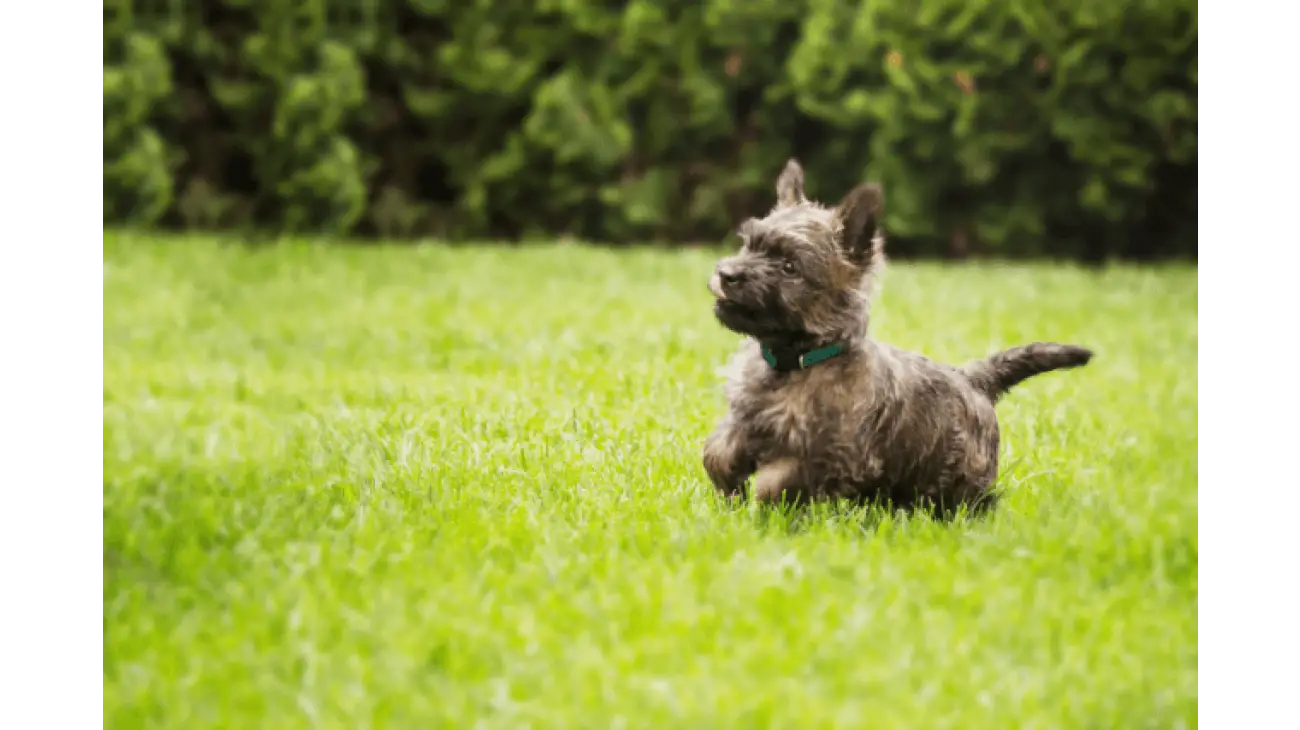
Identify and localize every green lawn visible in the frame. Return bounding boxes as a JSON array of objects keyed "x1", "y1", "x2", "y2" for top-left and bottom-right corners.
[{"x1": 103, "y1": 234, "x2": 1198, "y2": 729}]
